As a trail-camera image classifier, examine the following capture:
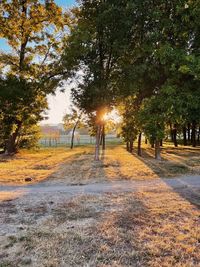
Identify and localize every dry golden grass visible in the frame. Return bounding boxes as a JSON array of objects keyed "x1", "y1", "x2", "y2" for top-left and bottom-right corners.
[
  {"x1": 1, "y1": 144, "x2": 200, "y2": 186},
  {"x1": 0, "y1": 186, "x2": 199, "y2": 266},
  {"x1": 47, "y1": 144, "x2": 200, "y2": 185},
  {"x1": 139, "y1": 143, "x2": 200, "y2": 177},
  {"x1": 0, "y1": 147, "x2": 92, "y2": 185},
  {"x1": 1, "y1": 144, "x2": 200, "y2": 266}
]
